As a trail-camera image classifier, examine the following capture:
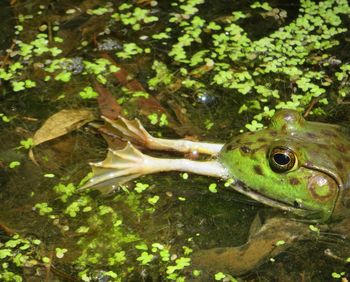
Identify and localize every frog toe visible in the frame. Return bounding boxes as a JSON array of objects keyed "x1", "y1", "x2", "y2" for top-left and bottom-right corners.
[
  {"x1": 102, "y1": 115, "x2": 151, "y2": 147},
  {"x1": 79, "y1": 143, "x2": 148, "y2": 193}
]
